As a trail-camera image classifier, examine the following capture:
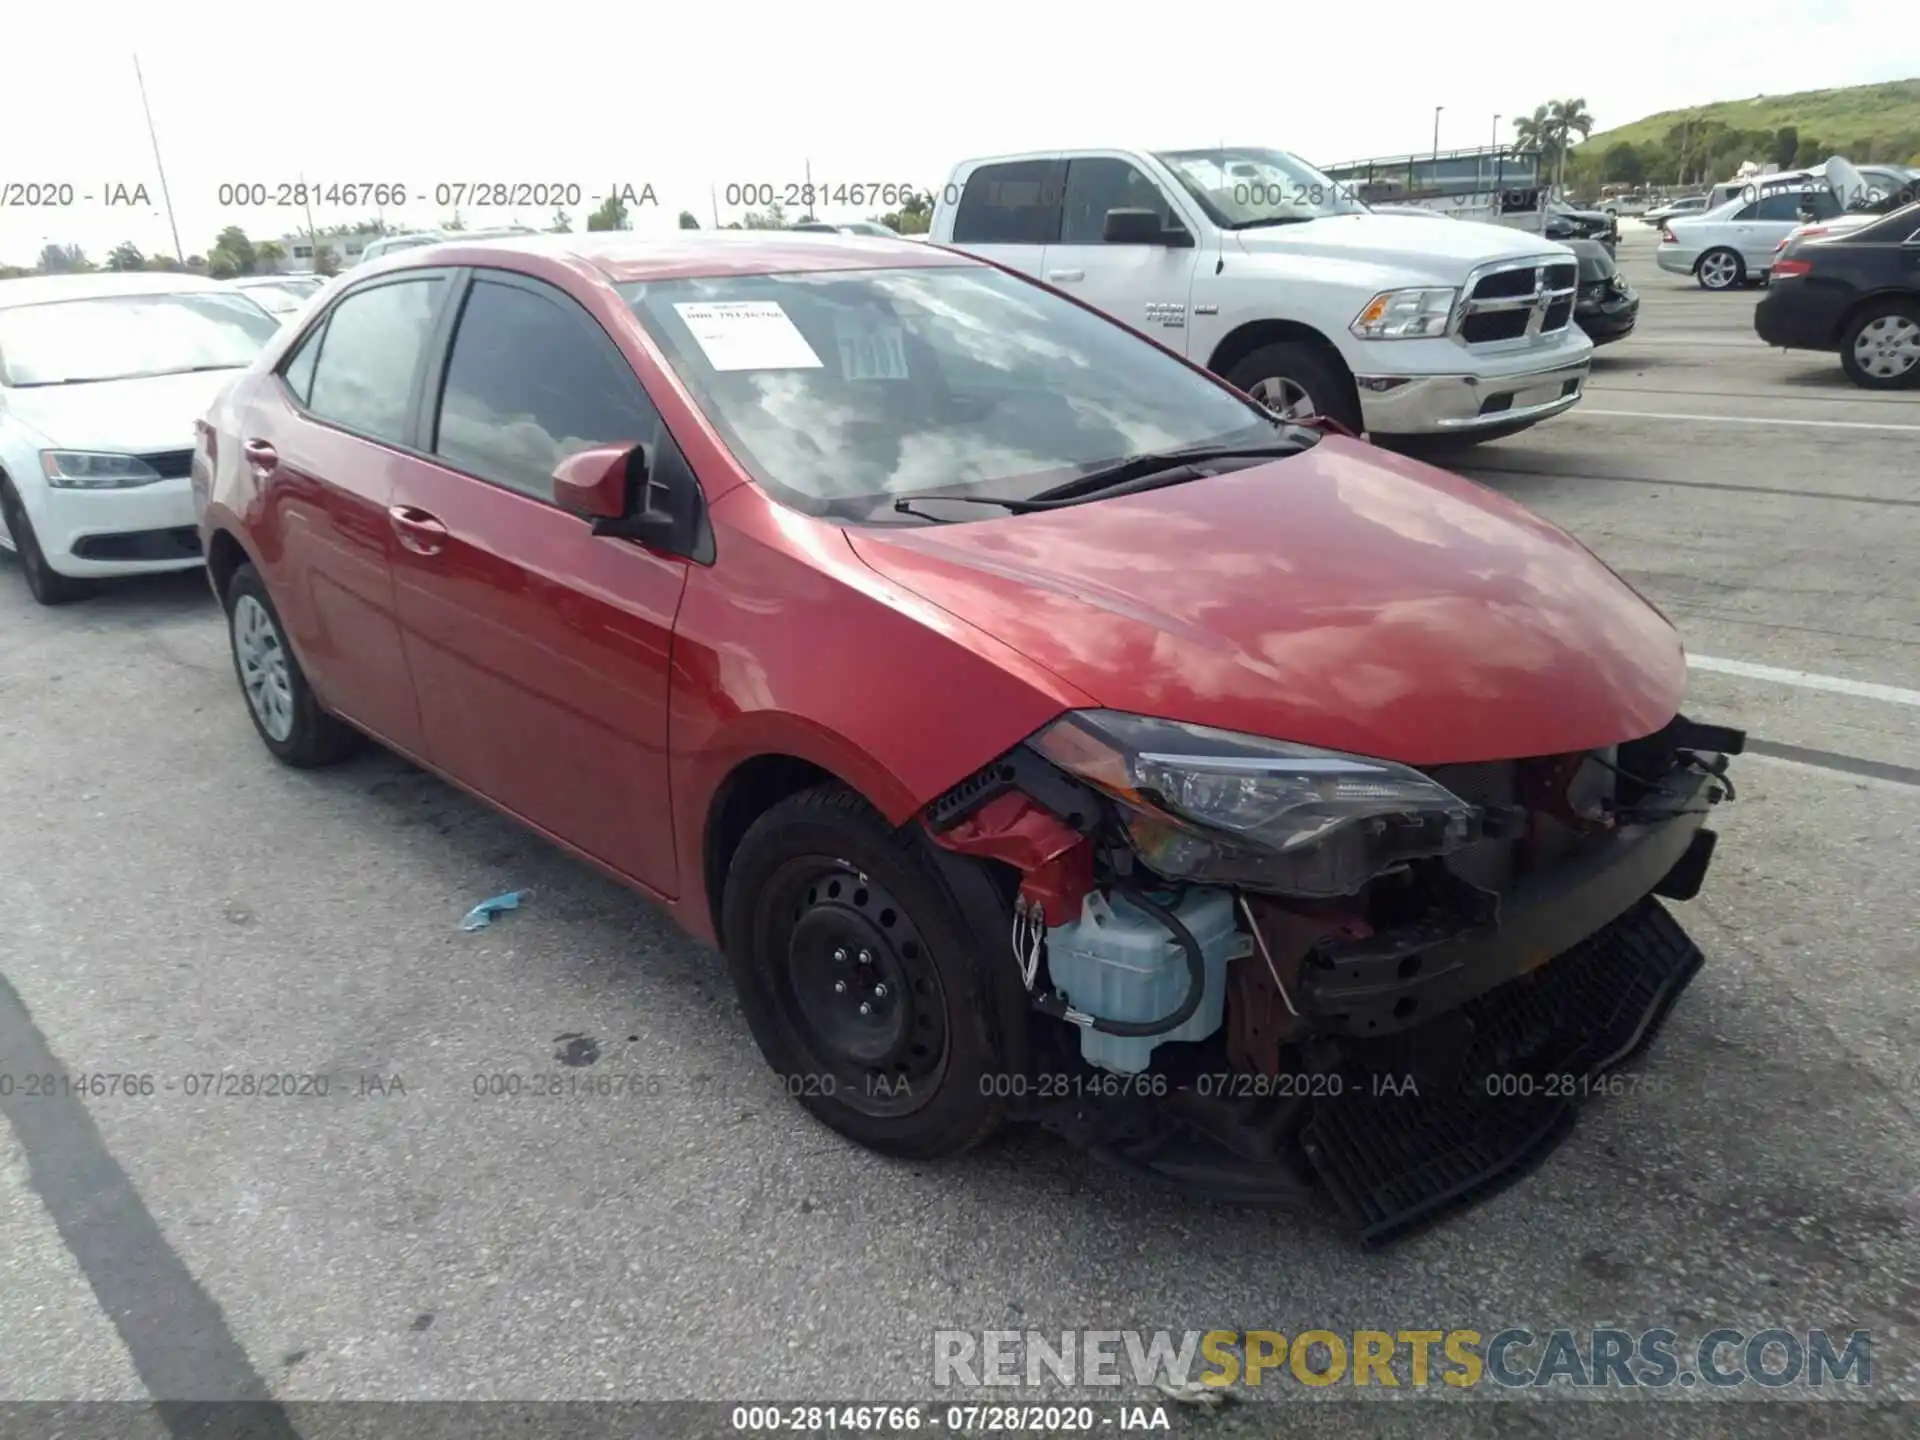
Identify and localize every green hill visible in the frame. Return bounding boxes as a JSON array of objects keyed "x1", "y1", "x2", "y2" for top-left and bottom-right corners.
[{"x1": 1572, "y1": 78, "x2": 1920, "y2": 184}]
